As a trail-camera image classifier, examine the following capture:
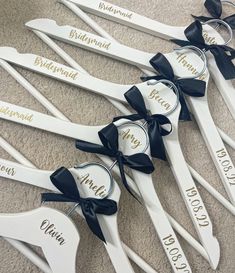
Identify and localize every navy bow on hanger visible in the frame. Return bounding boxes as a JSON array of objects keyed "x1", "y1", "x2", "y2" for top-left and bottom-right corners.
[
  {"x1": 172, "y1": 20, "x2": 235, "y2": 80},
  {"x1": 141, "y1": 53, "x2": 206, "y2": 121},
  {"x1": 193, "y1": 0, "x2": 235, "y2": 29},
  {"x1": 76, "y1": 123, "x2": 155, "y2": 199},
  {"x1": 42, "y1": 167, "x2": 117, "y2": 242},
  {"x1": 113, "y1": 86, "x2": 172, "y2": 161}
]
